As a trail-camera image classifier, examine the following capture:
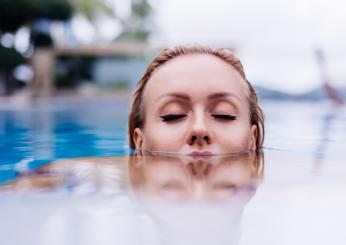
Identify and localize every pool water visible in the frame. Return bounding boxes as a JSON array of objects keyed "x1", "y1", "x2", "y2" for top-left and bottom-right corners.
[
  {"x1": 1, "y1": 99, "x2": 346, "y2": 245},
  {"x1": 0, "y1": 98, "x2": 129, "y2": 183}
]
